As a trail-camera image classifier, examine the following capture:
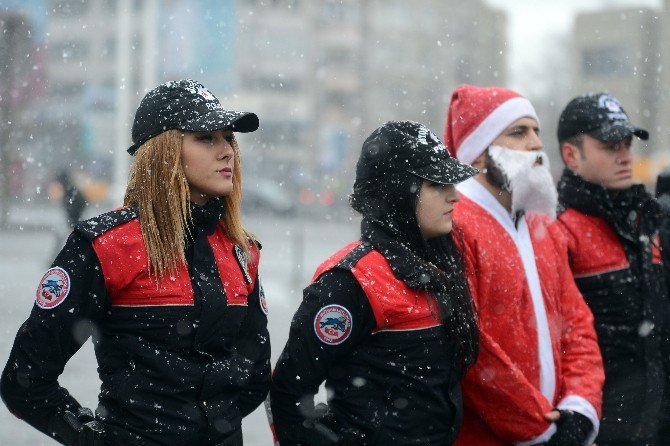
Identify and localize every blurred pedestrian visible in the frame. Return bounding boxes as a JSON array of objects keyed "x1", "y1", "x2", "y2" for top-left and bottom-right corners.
[
  {"x1": 0, "y1": 79, "x2": 269, "y2": 446},
  {"x1": 443, "y1": 84, "x2": 604, "y2": 446},
  {"x1": 271, "y1": 121, "x2": 479, "y2": 445},
  {"x1": 52, "y1": 170, "x2": 87, "y2": 228},
  {"x1": 556, "y1": 92, "x2": 670, "y2": 446}
]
